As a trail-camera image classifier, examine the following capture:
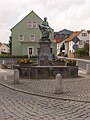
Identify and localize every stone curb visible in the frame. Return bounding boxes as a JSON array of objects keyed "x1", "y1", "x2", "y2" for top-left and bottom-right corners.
[{"x1": 0, "y1": 81, "x2": 90, "y2": 103}]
